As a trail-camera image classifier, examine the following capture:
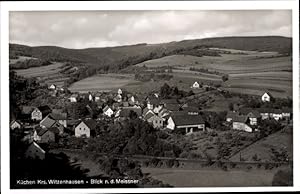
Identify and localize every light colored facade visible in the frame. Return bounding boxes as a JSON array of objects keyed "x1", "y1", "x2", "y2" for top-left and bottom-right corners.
[
  {"x1": 10, "y1": 120, "x2": 22, "y2": 130},
  {"x1": 233, "y1": 122, "x2": 253, "y2": 132},
  {"x1": 31, "y1": 108, "x2": 43, "y2": 121},
  {"x1": 191, "y1": 81, "x2": 200, "y2": 89},
  {"x1": 75, "y1": 121, "x2": 91, "y2": 138},
  {"x1": 261, "y1": 92, "x2": 271, "y2": 102},
  {"x1": 103, "y1": 106, "x2": 114, "y2": 117},
  {"x1": 147, "y1": 115, "x2": 164, "y2": 129}
]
